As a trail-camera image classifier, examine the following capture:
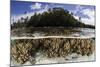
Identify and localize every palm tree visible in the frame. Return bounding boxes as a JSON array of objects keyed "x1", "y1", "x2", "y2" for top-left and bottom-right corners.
[{"x1": 79, "y1": 17, "x2": 81, "y2": 21}]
